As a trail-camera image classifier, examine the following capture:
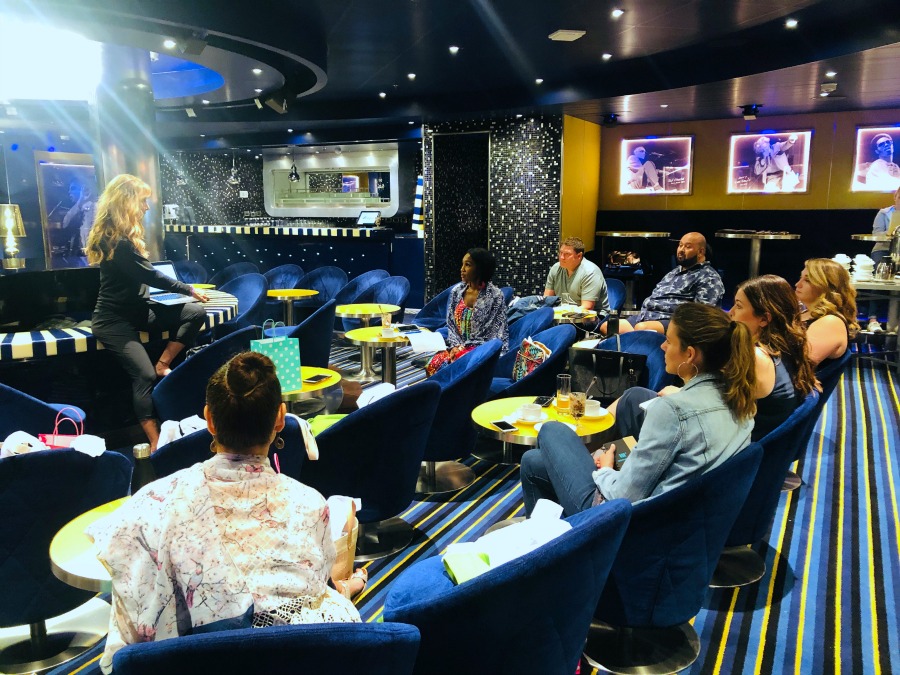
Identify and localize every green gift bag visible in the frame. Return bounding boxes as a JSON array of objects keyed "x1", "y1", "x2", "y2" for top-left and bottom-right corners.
[{"x1": 251, "y1": 322, "x2": 303, "y2": 393}]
